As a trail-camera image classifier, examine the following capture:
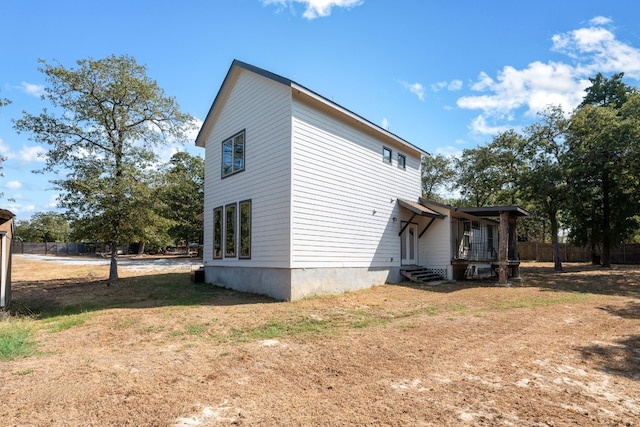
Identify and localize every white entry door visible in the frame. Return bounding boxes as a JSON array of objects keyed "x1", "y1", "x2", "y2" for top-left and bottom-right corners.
[{"x1": 401, "y1": 223, "x2": 418, "y2": 265}]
